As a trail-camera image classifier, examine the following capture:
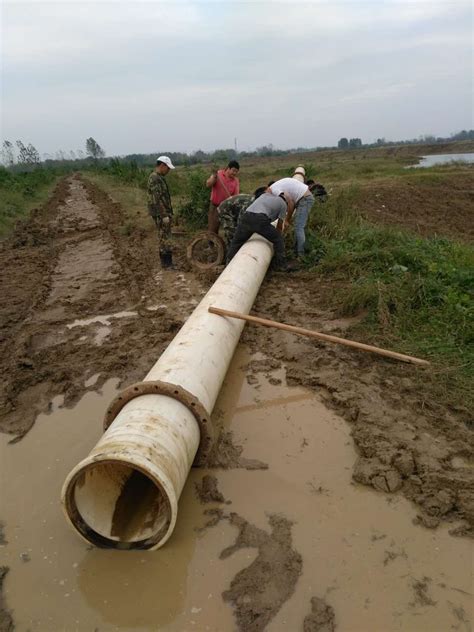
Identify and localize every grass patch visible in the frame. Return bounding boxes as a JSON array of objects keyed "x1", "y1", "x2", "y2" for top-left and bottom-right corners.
[
  {"x1": 302, "y1": 188, "x2": 473, "y2": 408},
  {"x1": 0, "y1": 167, "x2": 62, "y2": 238}
]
